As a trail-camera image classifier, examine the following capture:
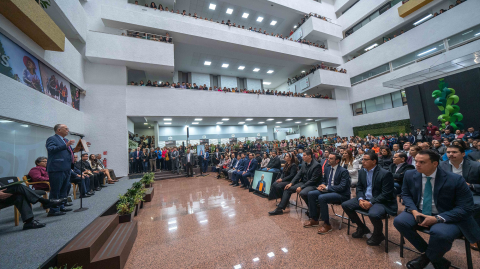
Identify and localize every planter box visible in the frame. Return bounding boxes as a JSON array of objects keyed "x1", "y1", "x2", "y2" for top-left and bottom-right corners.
[
  {"x1": 140, "y1": 200, "x2": 144, "y2": 209},
  {"x1": 118, "y1": 211, "x2": 134, "y2": 223},
  {"x1": 134, "y1": 203, "x2": 139, "y2": 217},
  {"x1": 145, "y1": 183, "x2": 151, "y2": 188},
  {"x1": 144, "y1": 187, "x2": 154, "y2": 202}
]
